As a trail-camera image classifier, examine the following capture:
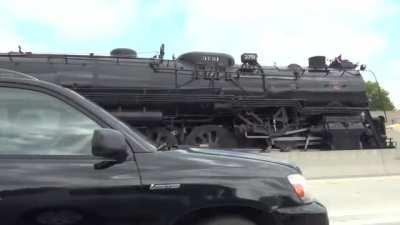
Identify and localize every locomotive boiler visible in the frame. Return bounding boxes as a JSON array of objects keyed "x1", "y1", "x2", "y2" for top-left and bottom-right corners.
[{"x1": 0, "y1": 46, "x2": 390, "y2": 150}]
